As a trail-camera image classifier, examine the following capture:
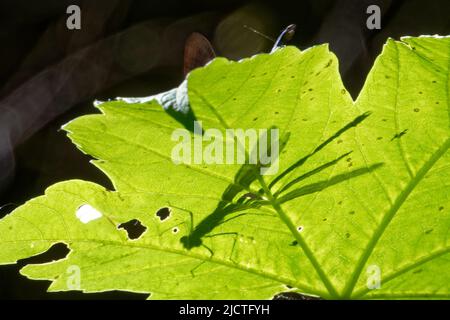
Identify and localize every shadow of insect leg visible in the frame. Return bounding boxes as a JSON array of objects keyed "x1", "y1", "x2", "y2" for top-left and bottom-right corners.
[
  {"x1": 204, "y1": 232, "x2": 240, "y2": 263},
  {"x1": 189, "y1": 243, "x2": 214, "y2": 277},
  {"x1": 218, "y1": 211, "x2": 274, "y2": 227},
  {"x1": 160, "y1": 202, "x2": 195, "y2": 234}
]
